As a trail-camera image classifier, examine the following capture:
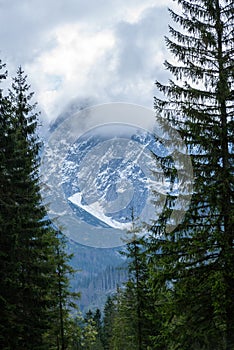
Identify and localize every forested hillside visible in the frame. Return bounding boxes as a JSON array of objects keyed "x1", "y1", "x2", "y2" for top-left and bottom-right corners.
[{"x1": 68, "y1": 241, "x2": 128, "y2": 313}]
